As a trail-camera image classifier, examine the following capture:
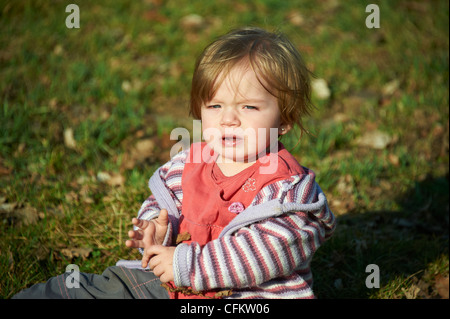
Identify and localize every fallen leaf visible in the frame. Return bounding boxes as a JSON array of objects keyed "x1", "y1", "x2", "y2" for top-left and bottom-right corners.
[
  {"x1": 121, "y1": 80, "x2": 132, "y2": 92},
  {"x1": 287, "y1": 11, "x2": 305, "y2": 26},
  {"x1": 59, "y1": 247, "x2": 93, "y2": 260},
  {"x1": 121, "y1": 79, "x2": 143, "y2": 93},
  {"x1": 0, "y1": 201, "x2": 17, "y2": 213},
  {"x1": 14, "y1": 206, "x2": 39, "y2": 226},
  {"x1": 333, "y1": 112, "x2": 350, "y2": 123},
  {"x1": 435, "y1": 275, "x2": 449, "y2": 299},
  {"x1": 382, "y1": 79, "x2": 400, "y2": 96},
  {"x1": 135, "y1": 139, "x2": 155, "y2": 158},
  {"x1": 121, "y1": 138, "x2": 156, "y2": 170},
  {"x1": 65, "y1": 191, "x2": 78, "y2": 203},
  {"x1": 0, "y1": 163, "x2": 12, "y2": 175},
  {"x1": 176, "y1": 232, "x2": 191, "y2": 245},
  {"x1": 402, "y1": 277, "x2": 431, "y2": 299},
  {"x1": 53, "y1": 44, "x2": 63, "y2": 56},
  {"x1": 402, "y1": 284, "x2": 421, "y2": 299},
  {"x1": 64, "y1": 128, "x2": 77, "y2": 150},
  {"x1": 97, "y1": 171, "x2": 125, "y2": 187},
  {"x1": 311, "y1": 78, "x2": 331, "y2": 100},
  {"x1": 106, "y1": 173, "x2": 125, "y2": 187},
  {"x1": 355, "y1": 130, "x2": 392, "y2": 149},
  {"x1": 97, "y1": 171, "x2": 112, "y2": 183},
  {"x1": 388, "y1": 153, "x2": 400, "y2": 166},
  {"x1": 77, "y1": 175, "x2": 94, "y2": 185},
  {"x1": 0, "y1": 203, "x2": 39, "y2": 227},
  {"x1": 82, "y1": 196, "x2": 94, "y2": 204},
  {"x1": 180, "y1": 14, "x2": 205, "y2": 31},
  {"x1": 34, "y1": 245, "x2": 50, "y2": 261}
]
